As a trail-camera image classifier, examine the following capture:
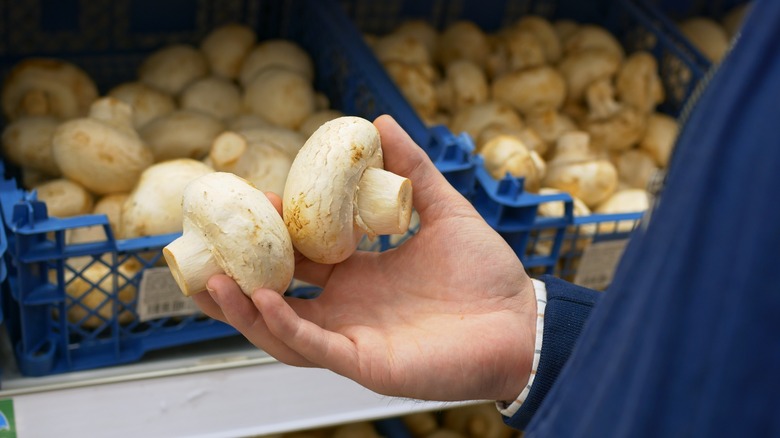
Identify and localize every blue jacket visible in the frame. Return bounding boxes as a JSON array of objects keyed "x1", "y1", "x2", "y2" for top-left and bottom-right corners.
[{"x1": 508, "y1": 0, "x2": 780, "y2": 435}]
